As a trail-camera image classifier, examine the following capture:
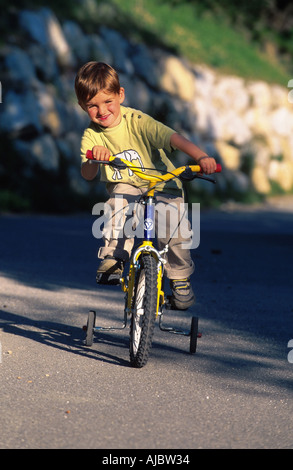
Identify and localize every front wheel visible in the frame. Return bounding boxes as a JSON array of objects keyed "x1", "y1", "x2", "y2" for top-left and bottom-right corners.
[{"x1": 129, "y1": 254, "x2": 158, "y2": 368}]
